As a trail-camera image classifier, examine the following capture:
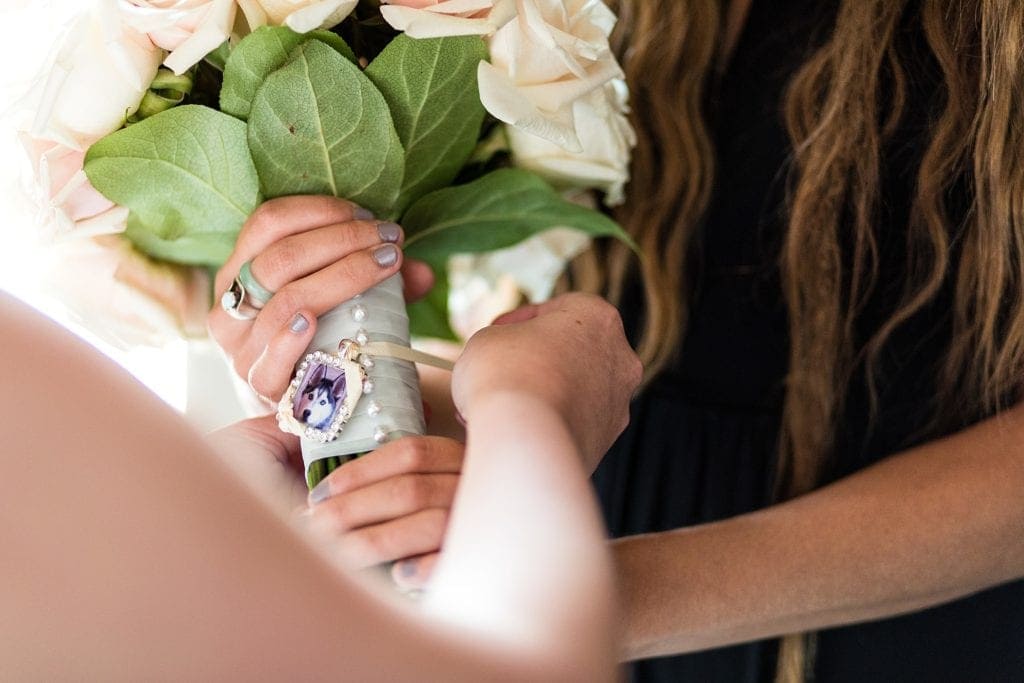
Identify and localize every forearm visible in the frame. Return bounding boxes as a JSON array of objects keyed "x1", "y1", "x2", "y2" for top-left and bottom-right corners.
[
  {"x1": 616, "y1": 403, "x2": 1024, "y2": 660},
  {"x1": 0, "y1": 294, "x2": 616, "y2": 681},
  {"x1": 426, "y1": 391, "x2": 619, "y2": 681}
]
